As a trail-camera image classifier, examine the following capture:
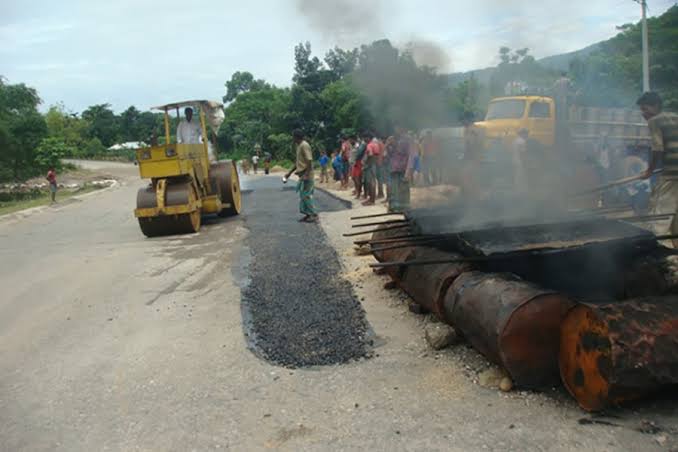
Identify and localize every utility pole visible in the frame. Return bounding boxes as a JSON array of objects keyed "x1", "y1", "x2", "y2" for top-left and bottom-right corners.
[{"x1": 635, "y1": 0, "x2": 651, "y2": 92}]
